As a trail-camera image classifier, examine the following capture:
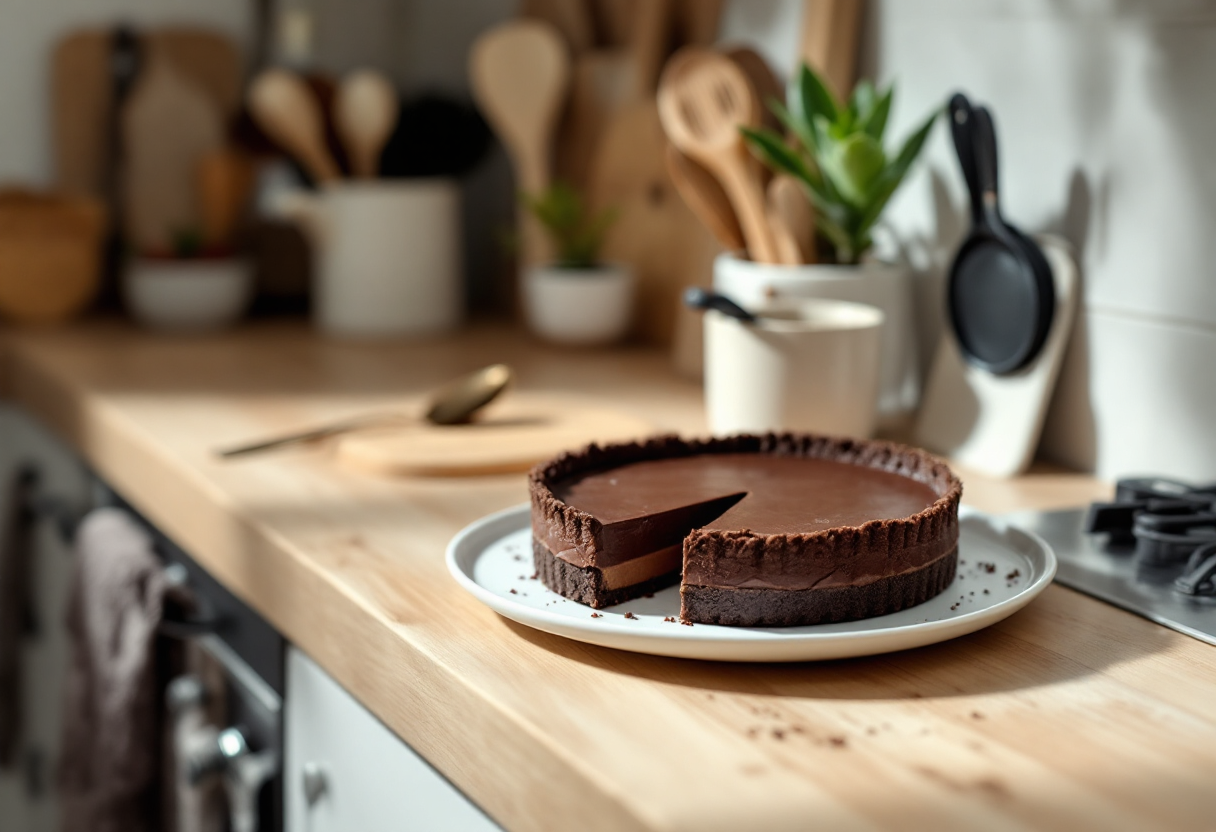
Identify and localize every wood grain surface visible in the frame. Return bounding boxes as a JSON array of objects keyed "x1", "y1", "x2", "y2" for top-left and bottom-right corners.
[{"x1": 4, "y1": 321, "x2": 1214, "y2": 832}]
